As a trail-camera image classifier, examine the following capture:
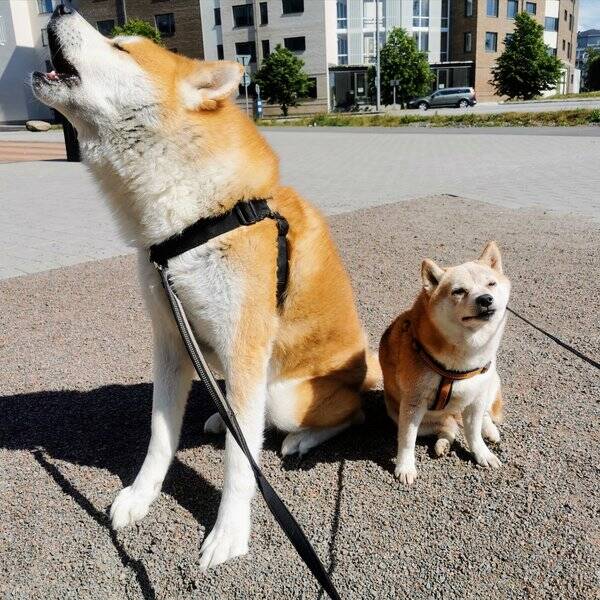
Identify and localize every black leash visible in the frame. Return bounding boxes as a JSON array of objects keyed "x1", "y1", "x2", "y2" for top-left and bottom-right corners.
[
  {"x1": 156, "y1": 266, "x2": 341, "y2": 600},
  {"x1": 508, "y1": 307, "x2": 600, "y2": 370}
]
